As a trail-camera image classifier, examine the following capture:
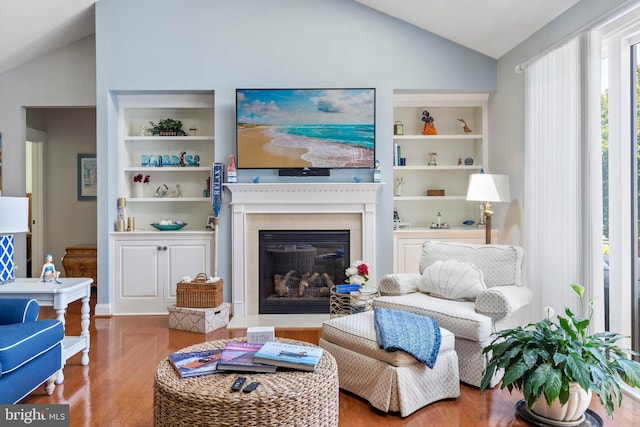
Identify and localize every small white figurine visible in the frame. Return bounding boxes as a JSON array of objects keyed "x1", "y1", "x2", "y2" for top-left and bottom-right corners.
[
  {"x1": 41, "y1": 253, "x2": 62, "y2": 284},
  {"x1": 428, "y1": 152, "x2": 438, "y2": 166}
]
